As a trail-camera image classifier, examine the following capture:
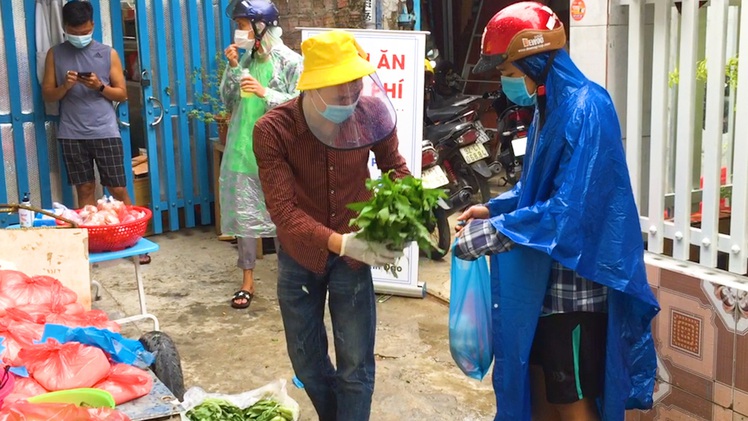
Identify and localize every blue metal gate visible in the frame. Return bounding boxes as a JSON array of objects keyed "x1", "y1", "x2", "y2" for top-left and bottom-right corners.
[{"x1": 0, "y1": 0, "x2": 231, "y2": 234}]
